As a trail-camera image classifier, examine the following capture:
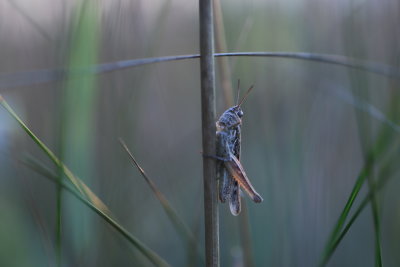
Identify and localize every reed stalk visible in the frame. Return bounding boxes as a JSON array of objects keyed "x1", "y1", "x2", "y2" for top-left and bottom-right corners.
[{"x1": 199, "y1": 0, "x2": 219, "y2": 266}]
